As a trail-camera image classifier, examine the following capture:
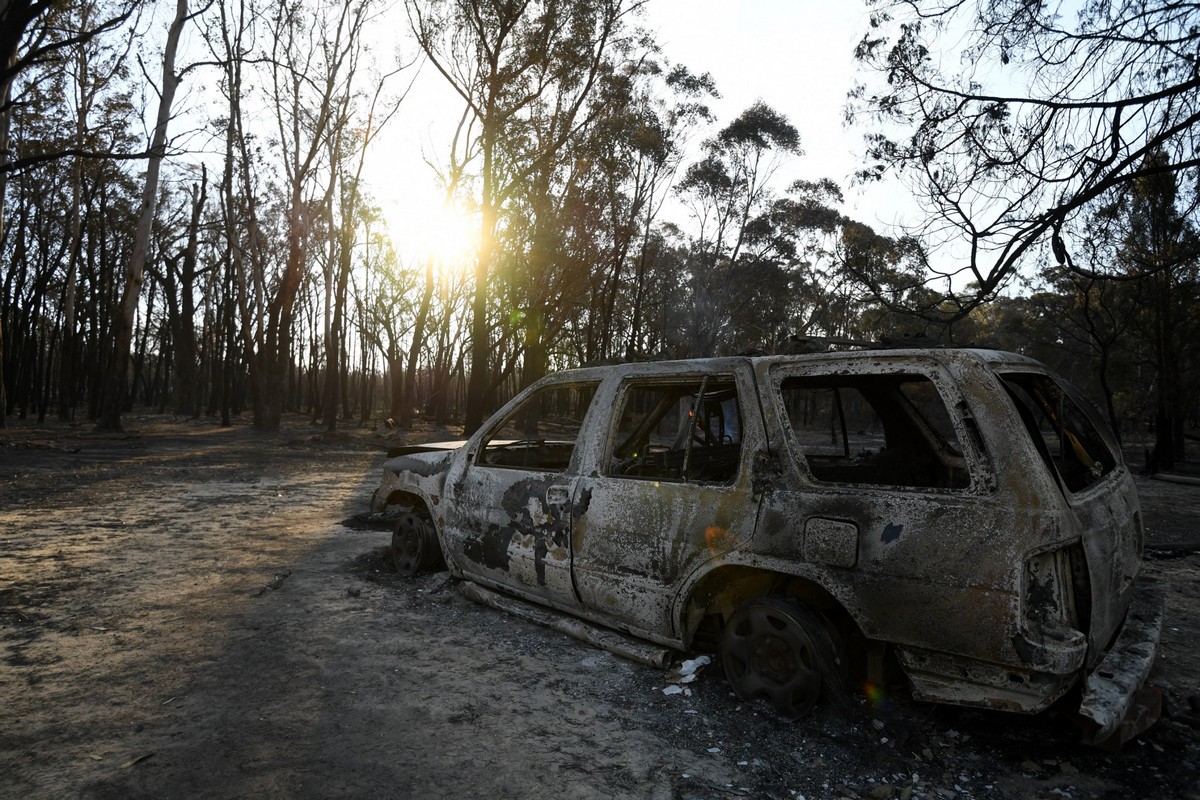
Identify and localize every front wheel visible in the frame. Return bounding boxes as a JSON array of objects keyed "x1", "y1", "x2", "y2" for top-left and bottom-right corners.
[
  {"x1": 391, "y1": 512, "x2": 445, "y2": 576},
  {"x1": 720, "y1": 598, "x2": 839, "y2": 719}
]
